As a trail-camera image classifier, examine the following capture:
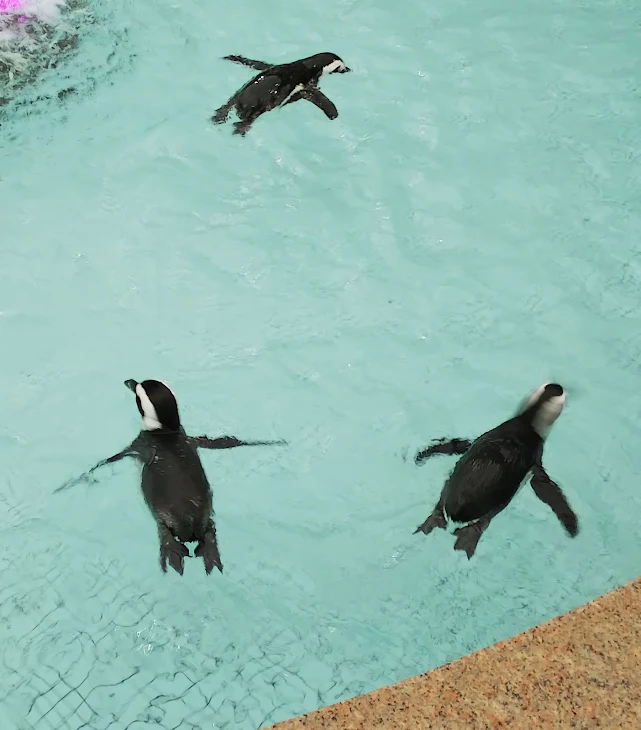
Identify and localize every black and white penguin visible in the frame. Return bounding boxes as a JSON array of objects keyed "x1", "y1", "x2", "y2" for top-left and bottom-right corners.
[
  {"x1": 413, "y1": 383, "x2": 579, "y2": 558},
  {"x1": 56, "y1": 379, "x2": 286, "y2": 575},
  {"x1": 212, "y1": 52, "x2": 350, "y2": 135}
]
